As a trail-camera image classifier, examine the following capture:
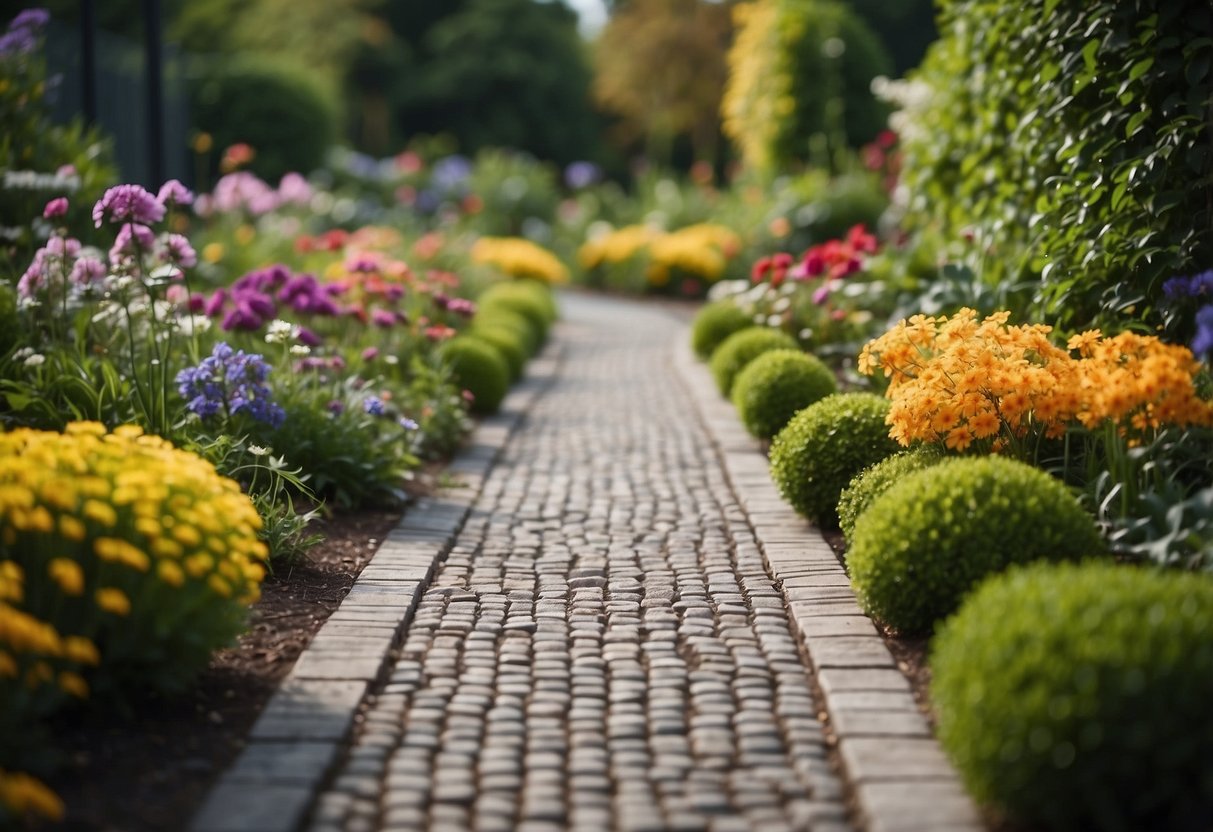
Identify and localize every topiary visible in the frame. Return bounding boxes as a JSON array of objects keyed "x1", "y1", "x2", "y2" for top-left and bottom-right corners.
[
  {"x1": 837, "y1": 446, "x2": 944, "y2": 543},
  {"x1": 709, "y1": 326, "x2": 799, "y2": 396},
  {"x1": 932, "y1": 561, "x2": 1213, "y2": 830},
  {"x1": 691, "y1": 299, "x2": 754, "y2": 360},
  {"x1": 466, "y1": 326, "x2": 526, "y2": 382},
  {"x1": 440, "y1": 337, "x2": 511, "y2": 415},
  {"x1": 731, "y1": 348, "x2": 837, "y2": 440},
  {"x1": 472, "y1": 307, "x2": 541, "y2": 357},
  {"x1": 769, "y1": 392, "x2": 899, "y2": 526},
  {"x1": 477, "y1": 282, "x2": 554, "y2": 343},
  {"x1": 848, "y1": 457, "x2": 1105, "y2": 634}
]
